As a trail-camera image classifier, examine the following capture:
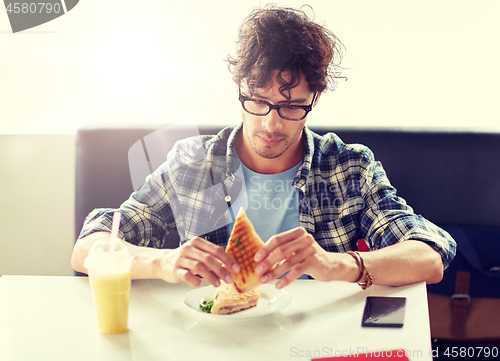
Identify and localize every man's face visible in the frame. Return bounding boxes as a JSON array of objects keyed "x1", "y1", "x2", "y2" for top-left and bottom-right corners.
[{"x1": 239, "y1": 72, "x2": 317, "y2": 161}]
